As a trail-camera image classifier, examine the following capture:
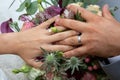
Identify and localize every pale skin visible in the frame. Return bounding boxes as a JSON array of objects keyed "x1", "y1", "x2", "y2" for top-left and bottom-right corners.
[
  {"x1": 0, "y1": 16, "x2": 78, "y2": 68},
  {"x1": 55, "y1": 4, "x2": 120, "y2": 58}
]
